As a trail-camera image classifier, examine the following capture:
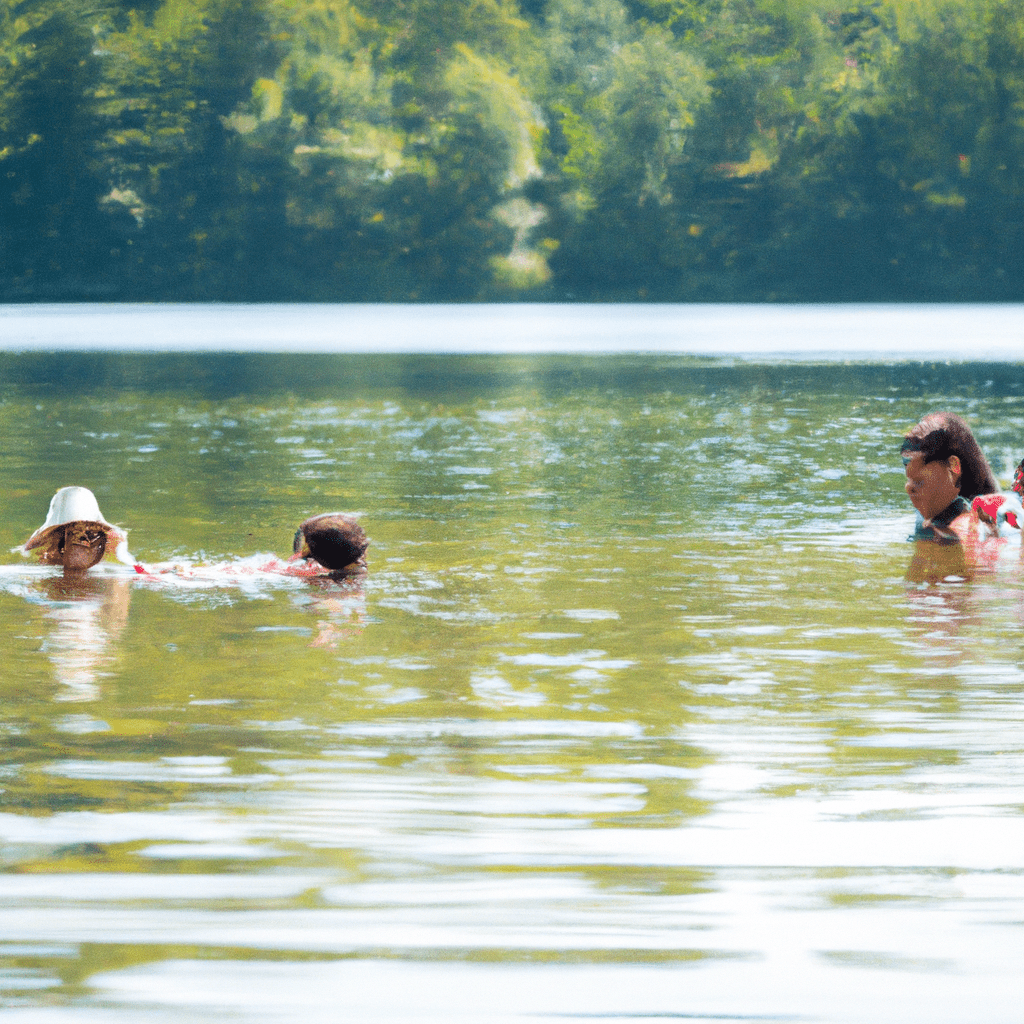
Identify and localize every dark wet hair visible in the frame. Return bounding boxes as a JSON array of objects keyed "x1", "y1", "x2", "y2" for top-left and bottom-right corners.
[
  {"x1": 294, "y1": 513, "x2": 369, "y2": 571},
  {"x1": 901, "y1": 412, "x2": 997, "y2": 500}
]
